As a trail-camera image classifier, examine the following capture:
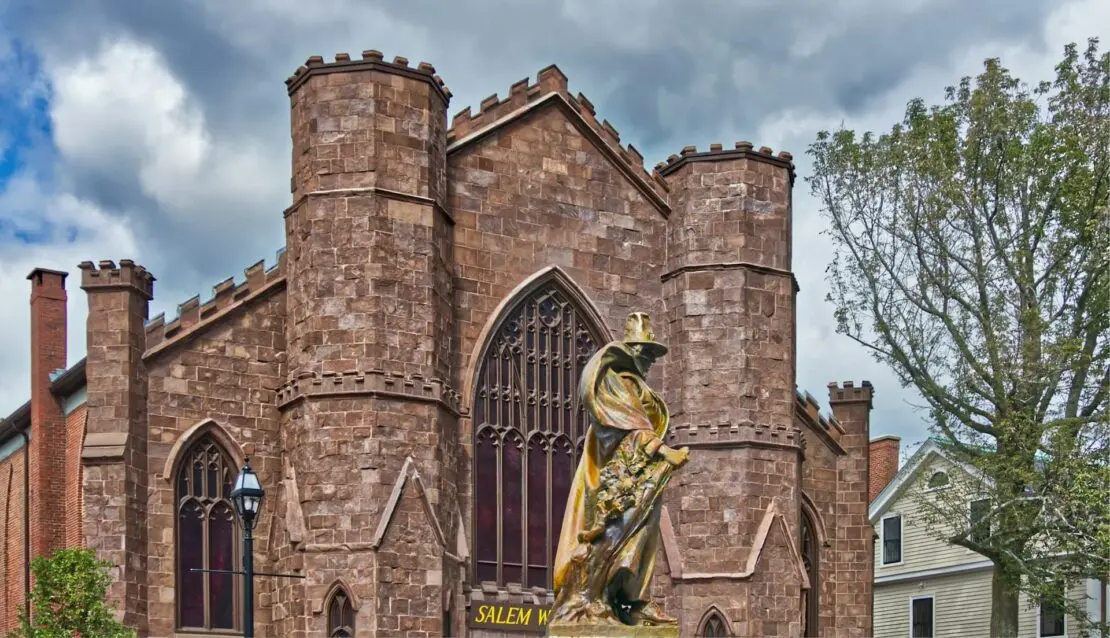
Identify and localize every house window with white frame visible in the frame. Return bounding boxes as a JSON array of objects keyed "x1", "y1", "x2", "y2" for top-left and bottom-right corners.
[
  {"x1": 881, "y1": 515, "x2": 902, "y2": 565},
  {"x1": 910, "y1": 596, "x2": 934, "y2": 638},
  {"x1": 1038, "y1": 596, "x2": 1066, "y2": 637}
]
